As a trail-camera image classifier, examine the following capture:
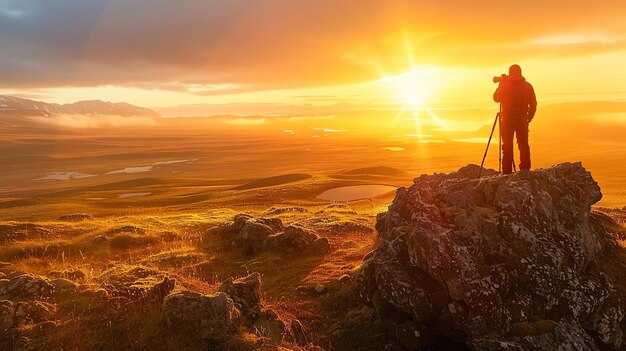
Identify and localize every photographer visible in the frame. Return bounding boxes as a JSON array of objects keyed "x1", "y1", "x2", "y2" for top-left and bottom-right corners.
[{"x1": 493, "y1": 64, "x2": 537, "y2": 174}]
